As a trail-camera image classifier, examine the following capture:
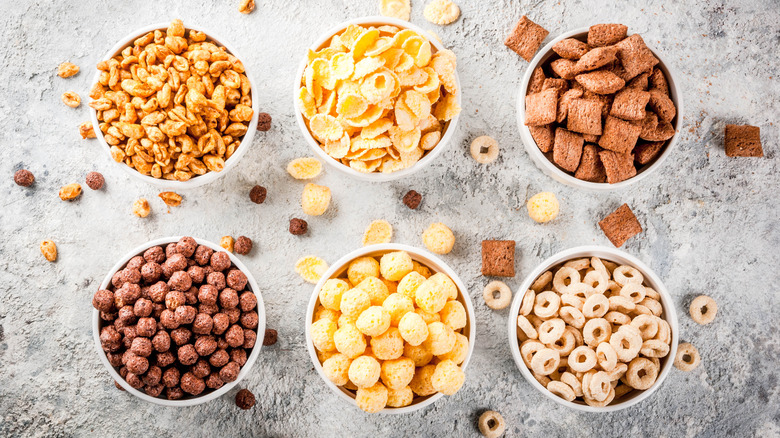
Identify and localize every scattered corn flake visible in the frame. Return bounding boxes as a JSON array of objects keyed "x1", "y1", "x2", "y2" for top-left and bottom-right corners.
[
  {"x1": 158, "y1": 191, "x2": 182, "y2": 207},
  {"x1": 302, "y1": 183, "x2": 331, "y2": 215},
  {"x1": 363, "y1": 220, "x2": 393, "y2": 246},
  {"x1": 423, "y1": 0, "x2": 460, "y2": 25},
  {"x1": 295, "y1": 255, "x2": 329, "y2": 283},
  {"x1": 287, "y1": 157, "x2": 323, "y2": 180},
  {"x1": 380, "y1": 0, "x2": 411, "y2": 21}
]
